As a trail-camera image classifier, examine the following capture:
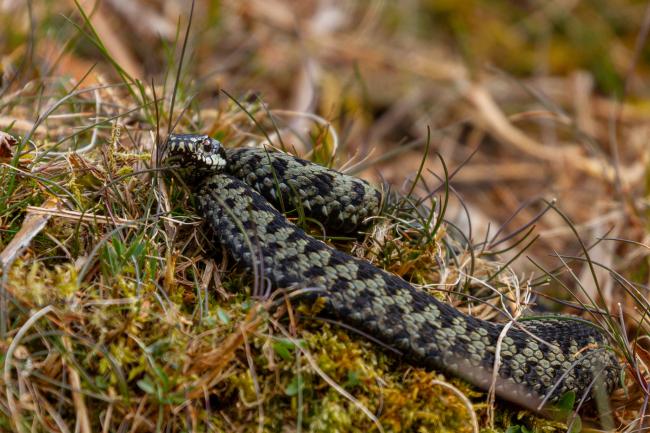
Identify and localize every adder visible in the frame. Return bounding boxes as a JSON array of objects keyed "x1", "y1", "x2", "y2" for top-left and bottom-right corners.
[{"x1": 161, "y1": 133, "x2": 620, "y2": 411}]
